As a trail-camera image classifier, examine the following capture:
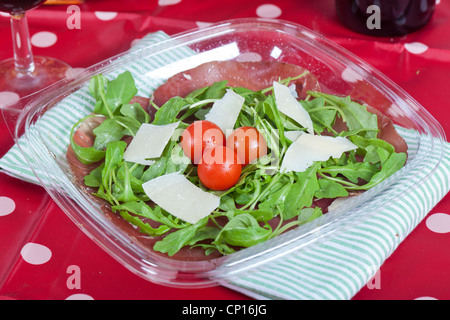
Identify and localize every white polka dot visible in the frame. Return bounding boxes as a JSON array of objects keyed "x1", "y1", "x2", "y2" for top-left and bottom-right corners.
[
  {"x1": 0, "y1": 12, "x2": 10, "y2": 17},
  {"x1": 20, "y1": 243, "x2": 52, "y2": 265},
  {"x1": 436, "y1": 0, "x2": 440, "y2": 5},
  {"x1": 94, "y1": 11, "x2": 118, "y2": 21},
  {"x1": 404, "y1": 42, "x2": 429, "y2": 54},
  {"x1": 426, "y1": 213, "x2": 450, "y2": 233},
  {"x1": 158, "y1": 0, "x2": 182, "y2": 5},
  {"x1": 130, "y1": 38, "x2": 142, "y2": 48},
  {"x1": 65, "y1": 67, "x2": 85, "y2": 78},
  {"x1": 31, "y1": 31, "x2": 57, "y2": 48},
  {"x1": 196, "y1": 21, "x2": 213, "y2": 29},
  {"x1": 342, "y1": 67, "x2": 364, "y2": 83},
  {"x1": 301, "y1": 30, "x2": 318, "y2": 40},
  {"x1": 415, "y1": 296, "x2": 438, "y2": 300},
  {"x1": 0, "y1": 91, "x2": 20, "y2": 108},
  {"x1": 66, "y1": 294, "x2": 94, "y2": 300},
  {"x1": 236, "y1": 52, "x2": 263, "y2": 62},
  {"x1": 0, "y1": 197, "x2": 15, "y2": 216},
  {"x1": 256, "y1": 4, "x2": 282, "y2": 19}
]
